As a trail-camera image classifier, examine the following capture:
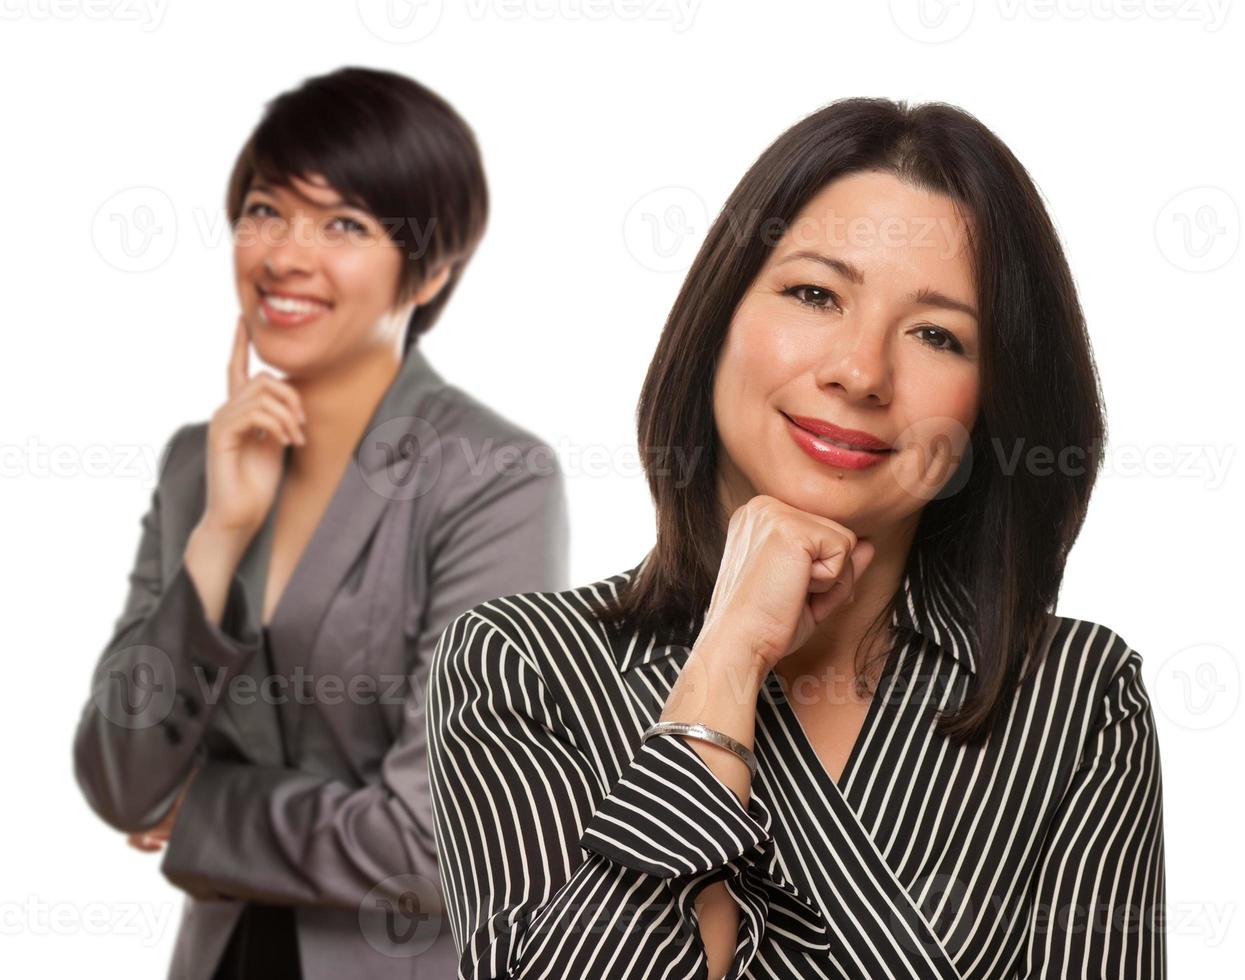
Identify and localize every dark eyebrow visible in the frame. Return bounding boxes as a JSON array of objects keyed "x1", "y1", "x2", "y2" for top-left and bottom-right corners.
[{"x1": 775, "y1": 249, "x2": 978, "y2": 320}]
